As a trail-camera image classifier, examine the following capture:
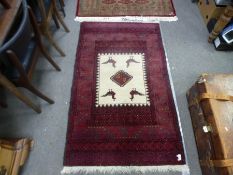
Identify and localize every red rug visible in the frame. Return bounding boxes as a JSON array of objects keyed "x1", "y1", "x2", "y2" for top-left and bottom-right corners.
[
  {"x1": 75, "y1": 0, "x2": 177, "y2": 22},
  {"x1": 63, "y1": 22, "x2": 185, "y2": 170}
]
